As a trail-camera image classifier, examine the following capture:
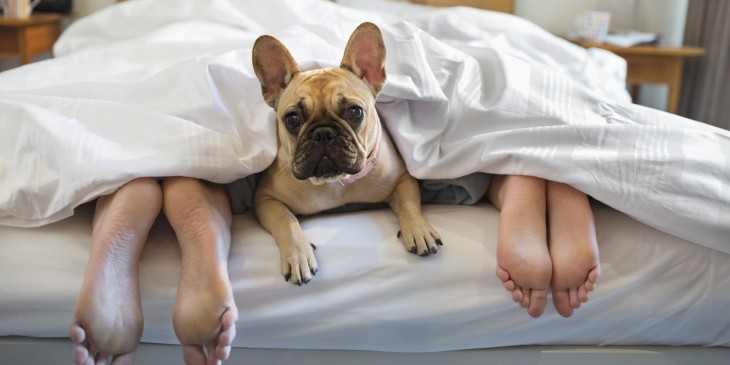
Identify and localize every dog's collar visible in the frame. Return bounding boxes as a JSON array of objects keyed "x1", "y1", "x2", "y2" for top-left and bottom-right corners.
[{"x1": 329, "y1": 122, "x2": 382, "y2": 187}]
